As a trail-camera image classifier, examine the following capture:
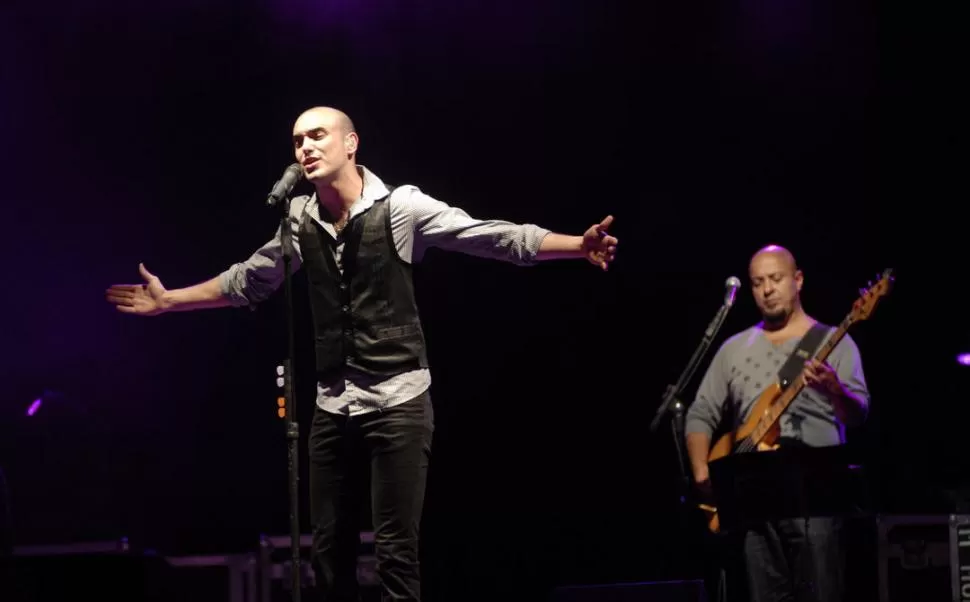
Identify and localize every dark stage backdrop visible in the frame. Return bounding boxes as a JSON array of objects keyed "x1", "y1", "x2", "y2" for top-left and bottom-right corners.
[{"x1": 0, "y1": 0, "x2": 962, "y2": 599}]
